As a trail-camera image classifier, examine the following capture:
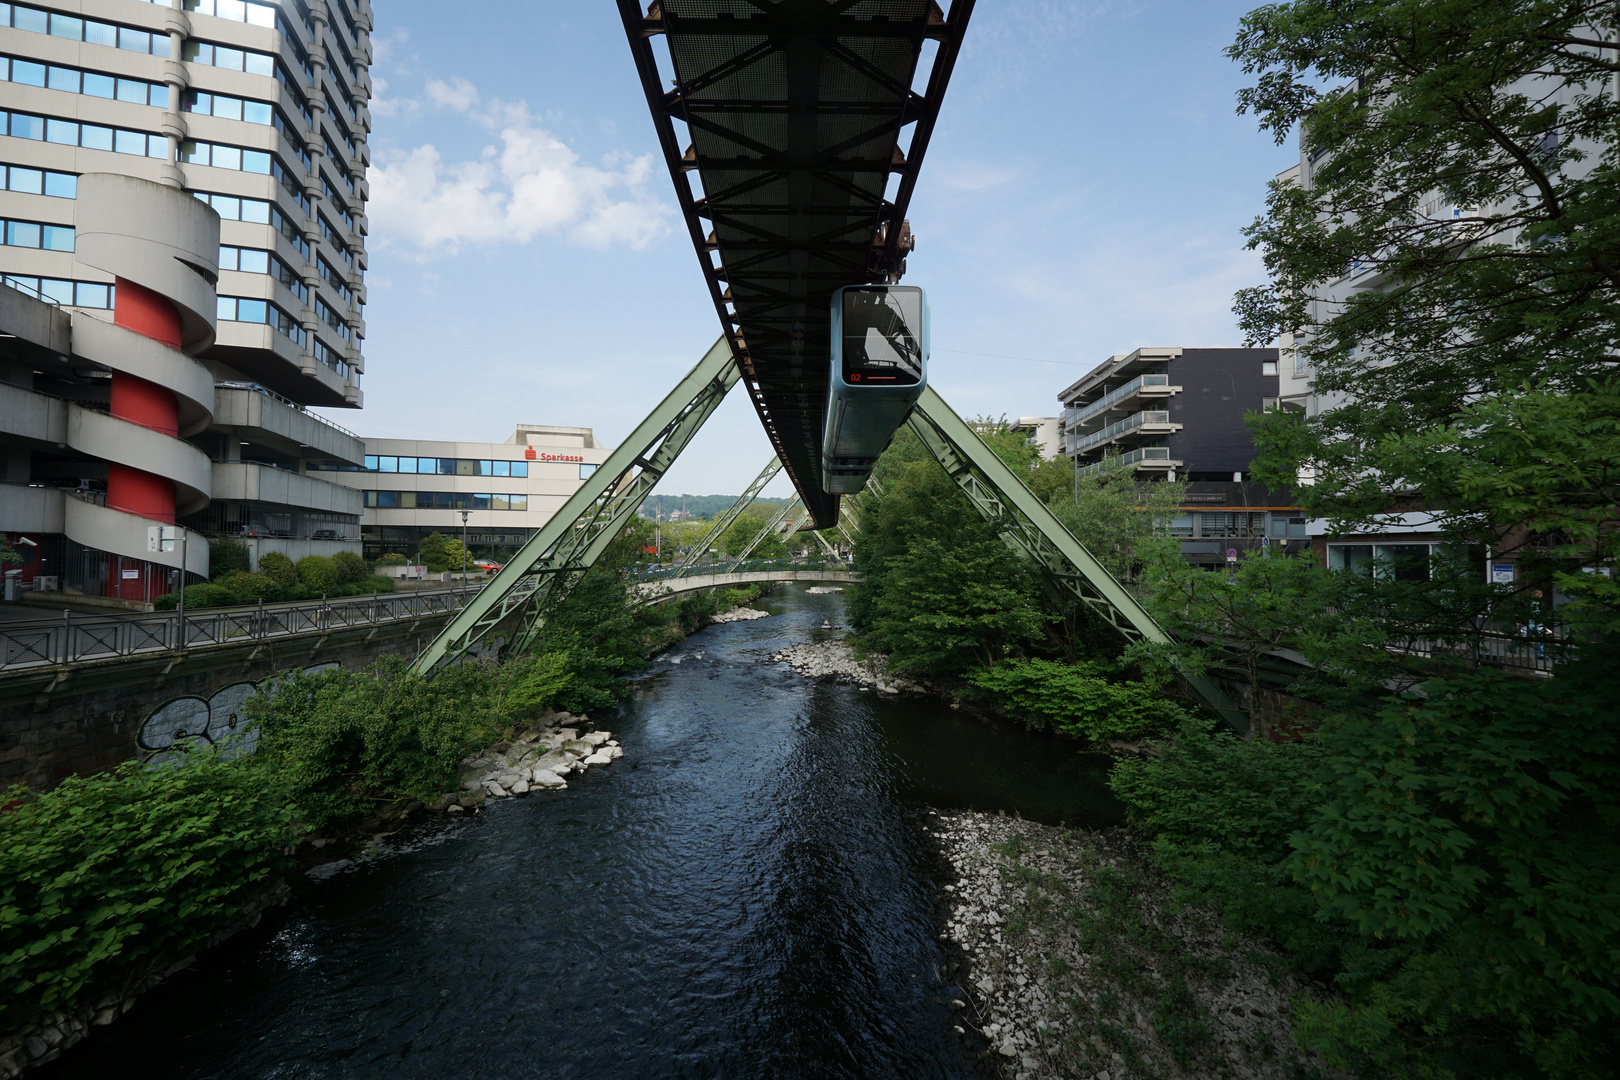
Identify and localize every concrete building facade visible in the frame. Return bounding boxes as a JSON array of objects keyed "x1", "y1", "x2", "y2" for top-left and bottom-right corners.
[
  {"x1": 315, "y1": 425, "x2": 614, "y2": 561},
  {"x1": 0, "y1": 0, "x2": 373, "y2": 605},
  {"x1": 1057, "y1": 346, "x2": 1305, "y2": 567}
]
